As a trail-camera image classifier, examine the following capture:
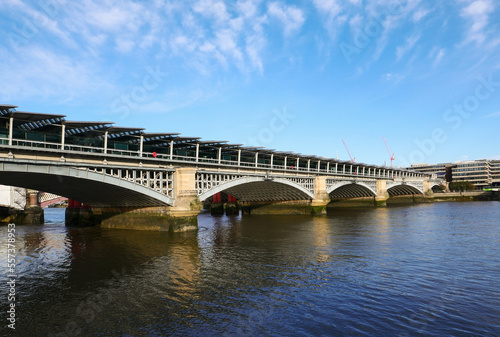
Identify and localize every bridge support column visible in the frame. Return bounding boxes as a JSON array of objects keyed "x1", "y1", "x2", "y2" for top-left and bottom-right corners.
[
  {"x1": 171, "y1": 167, "x2": 203, "y2": 219},
  {"x1": 422, "y1": 180, "x2": 435, "y2": 202},
  {"x1": 210, "y1": 192, "x2": 224, "y2": 215},
  {"x1": 94, "y1": 168, "x2": 202, "y2": 232},
  {"x1": 24, "y1": 189, "x2": 44, "y2": 224},
  {"x1": 375, "y1": 181, "x2": 390, "y2": 207},
  {"x1": 423, "y1": 181, "x2": 435, "y2": 197},
  {"x1": 93, "y1": 206, "x2": 197, "y2": 231},
  {"x1": 310, "y1": 176, "x2": 331, "y2": 215},
  {"x1": 65, "y1": 199, "x2": 95, "y2": 227},
  {"x1": 225, "y1": 195, "x2": 239, "y2": 215},
  {"x1": 1, "y1": 189, "x2": 44, "y2": 224}
]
